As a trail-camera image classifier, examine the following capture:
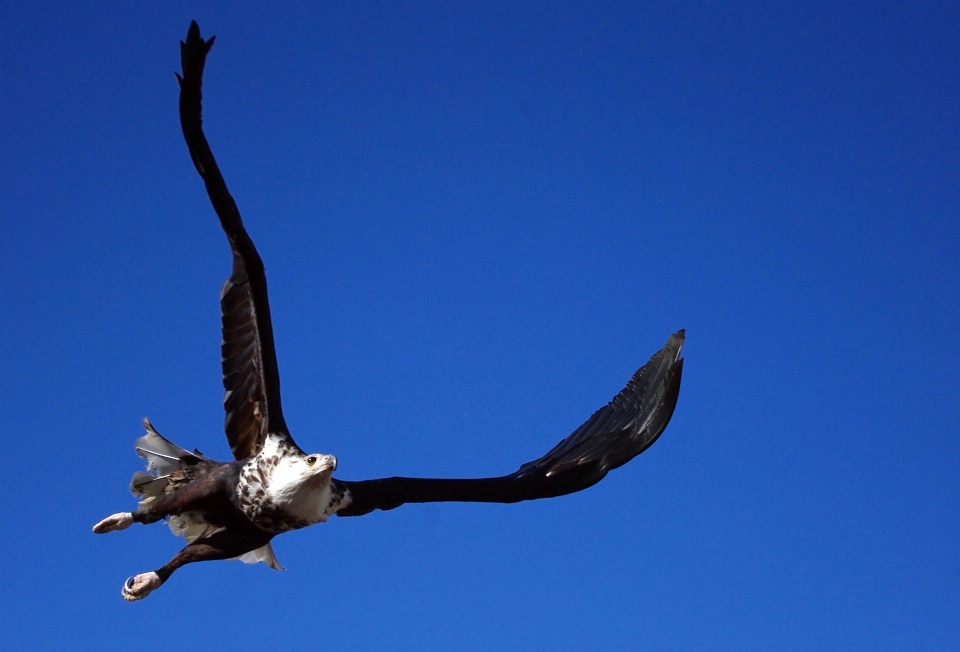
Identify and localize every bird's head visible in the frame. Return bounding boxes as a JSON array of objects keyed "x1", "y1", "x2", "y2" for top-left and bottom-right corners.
[
  {"x1": 260, "y1": 450, "x2": 339, "y2": 524},
  {"x1": 302, "y1": 453, "x2": 338, "y2": 480},
  {"x1": 267, "y1": 451, "x2": 338, "y2": 497}
]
